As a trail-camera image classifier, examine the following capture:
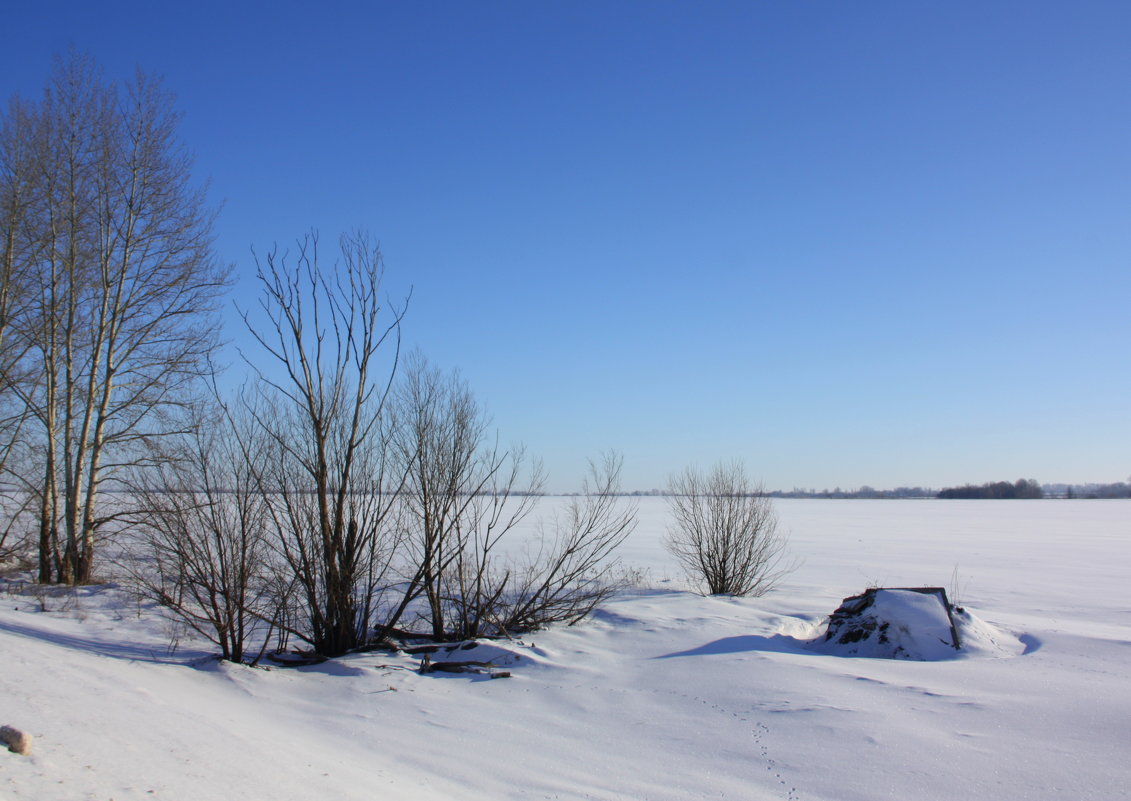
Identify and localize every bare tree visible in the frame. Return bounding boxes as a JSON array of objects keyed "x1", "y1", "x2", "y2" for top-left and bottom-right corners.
[
  {"x1": 0, "y1": 95, "x2": 39, "y2": 557},
  {"x1": 124, "y1": 404, "x2": 280, "y2": 664},
  {"x1": 241, "y1": 231, "x2": 407, "y2": 658},
  {"x1": 666, "y1": 461, "x2": 793, "y2": 596},
  {"x1": 3, "y1": 52, "x2": 228, "y2": 584}
]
